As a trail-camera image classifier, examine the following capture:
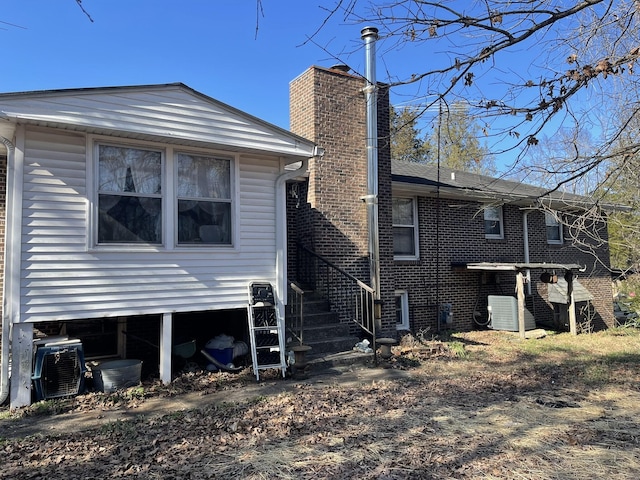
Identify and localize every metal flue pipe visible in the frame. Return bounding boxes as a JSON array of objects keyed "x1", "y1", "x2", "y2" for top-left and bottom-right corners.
[{"x1": 361, "y1": 26, "x2": 381, "y2": 302}]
